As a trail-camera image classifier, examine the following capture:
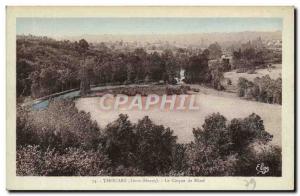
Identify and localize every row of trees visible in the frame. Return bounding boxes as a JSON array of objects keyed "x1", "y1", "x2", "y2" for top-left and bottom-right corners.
[
  {"x1": 17, "y1": 100, "x2": 281, "y2": 176},
  {"x1": 237, "y1": 75, "x2": 282, "y2": 104},
  {"x1": 17, "y1": 35, "x2": 282, "y2": 100},
  {"x1": 232, "y1": 47, "x2": 281, "y2": 70},
  {"x1": 17, "y1": 36, "x2": 230, "y2": 99}
]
